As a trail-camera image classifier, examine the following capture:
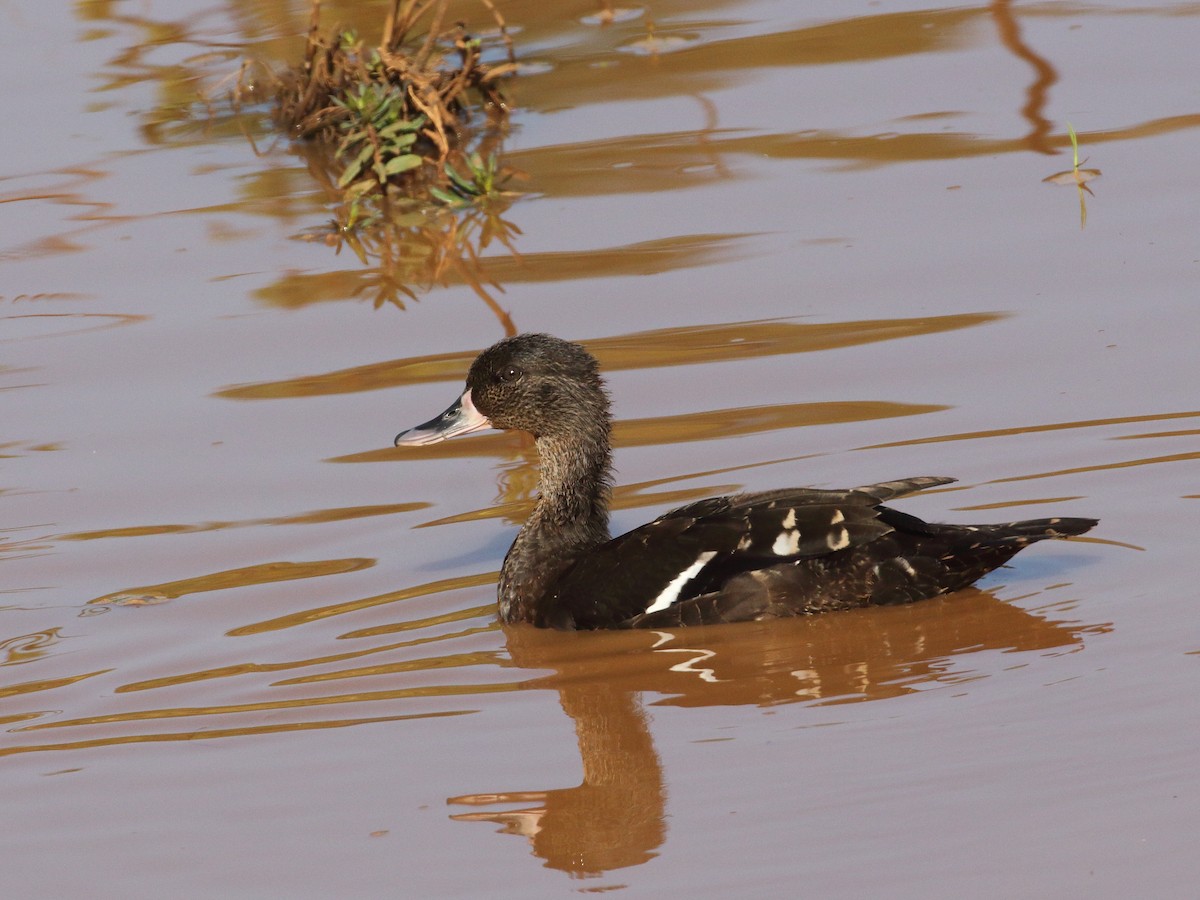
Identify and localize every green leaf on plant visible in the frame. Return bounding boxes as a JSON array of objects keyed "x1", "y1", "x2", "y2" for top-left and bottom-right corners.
[
  {"x1": 430, "y1": 187, "x2": 467, "y2": 206},
  {"x1": 338, "y1": 144, "x2": 376, "y2": 187},
  {"x1": 384, "y1": 154, "x2": 423, "y2": 176},
  {"x1": 444, "y1": 161, "x2": 476, "y2": 194}
]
